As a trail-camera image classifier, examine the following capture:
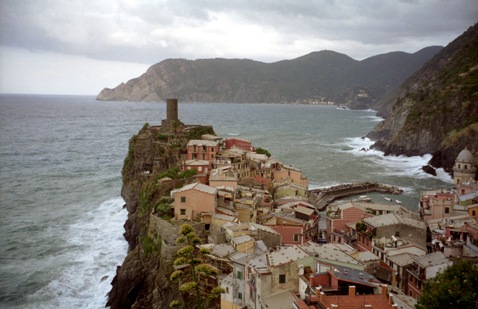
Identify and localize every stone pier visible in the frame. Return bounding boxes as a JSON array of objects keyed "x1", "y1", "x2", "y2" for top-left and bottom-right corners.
[{"x1": 308, "y1": 182, "x2": 403, "y2": 210}]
